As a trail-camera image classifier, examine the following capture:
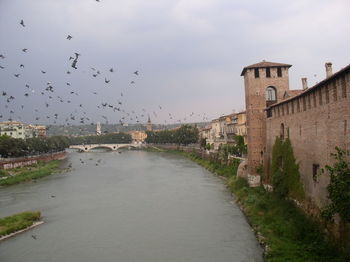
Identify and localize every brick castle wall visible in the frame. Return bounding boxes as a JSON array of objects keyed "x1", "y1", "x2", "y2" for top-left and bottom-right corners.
[{"x1": 265, "y1": 67, "x2": 350, "y2": 208}]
